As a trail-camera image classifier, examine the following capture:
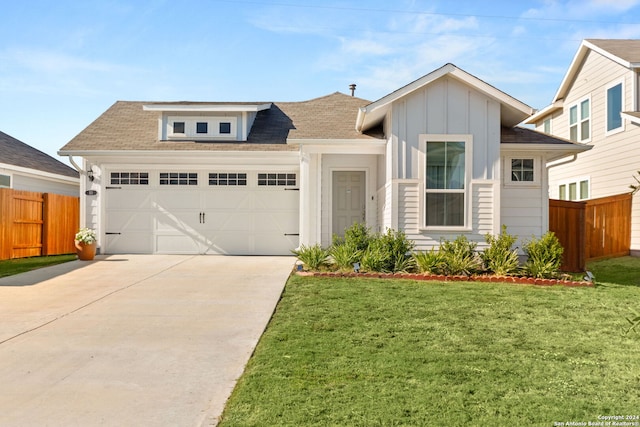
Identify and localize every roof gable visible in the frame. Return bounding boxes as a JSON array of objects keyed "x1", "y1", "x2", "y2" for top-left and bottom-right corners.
[
  {"x1": 0, "y1": 131, "x2": 78, "y2": 178},
  {"x1": 356, "y1": 63, "x2": 534, "y2": 132}
]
